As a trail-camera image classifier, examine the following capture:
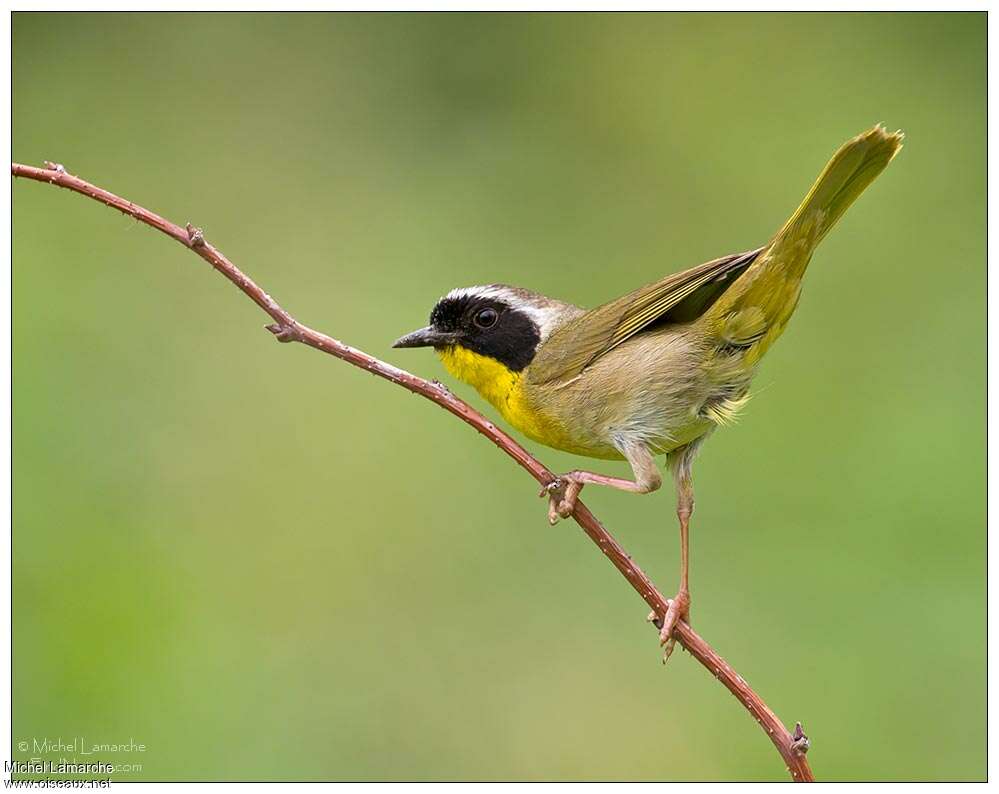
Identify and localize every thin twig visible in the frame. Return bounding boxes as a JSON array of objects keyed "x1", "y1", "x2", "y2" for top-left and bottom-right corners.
[{"x1": 12, "y1": 161, "x2": 815, "y2": 782}]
